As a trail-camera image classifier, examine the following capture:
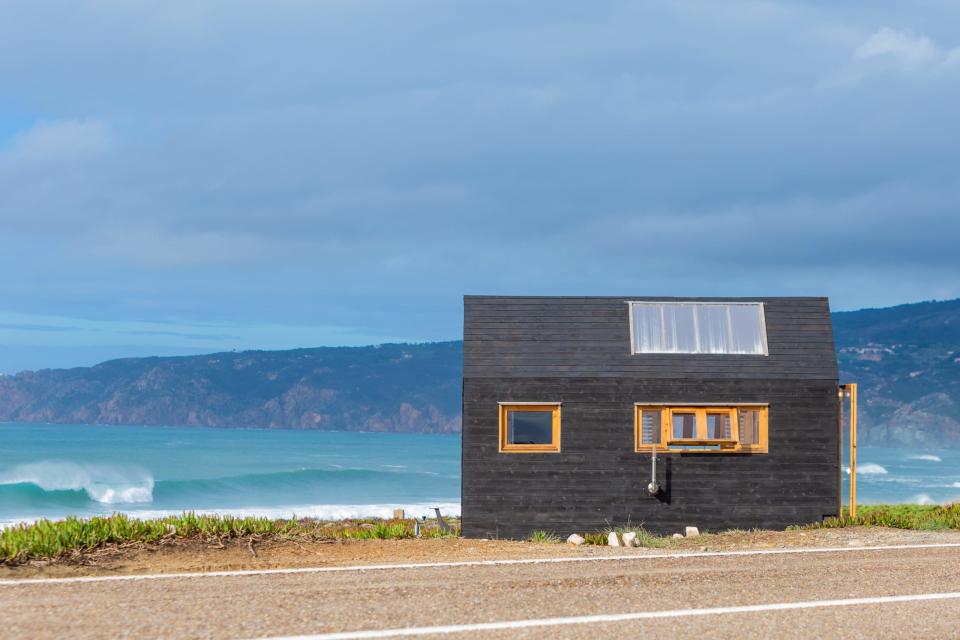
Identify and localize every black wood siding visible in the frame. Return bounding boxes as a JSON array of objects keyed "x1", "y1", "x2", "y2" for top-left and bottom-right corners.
[
  {"x1": 462, "y1": 296, "x2": 839, "y2": 538},
  {"x1": 465, "y1": 296, "x2": 837, "y2": 380}
]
